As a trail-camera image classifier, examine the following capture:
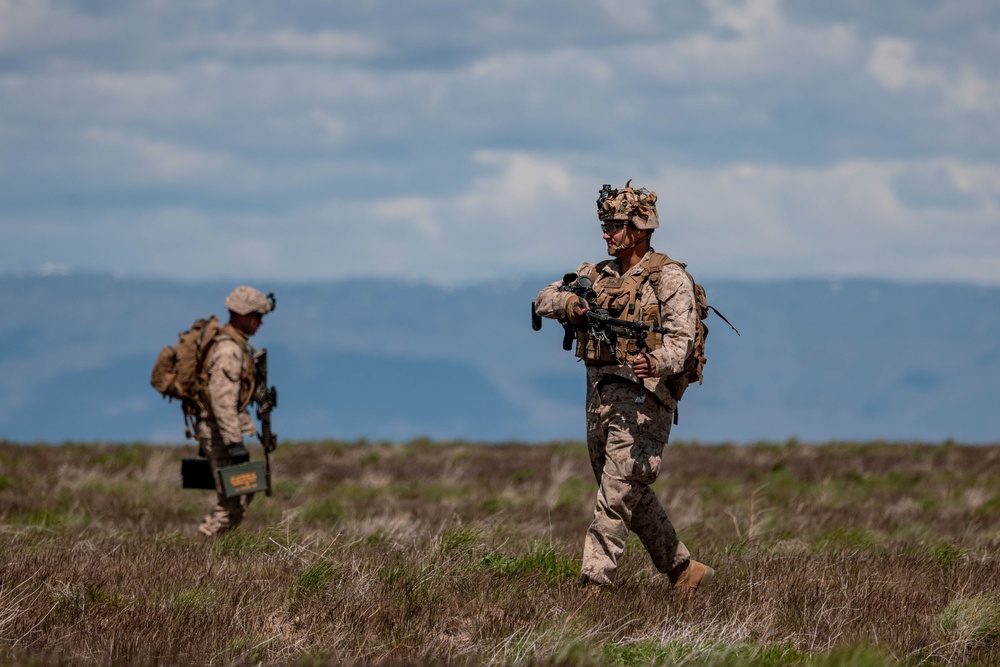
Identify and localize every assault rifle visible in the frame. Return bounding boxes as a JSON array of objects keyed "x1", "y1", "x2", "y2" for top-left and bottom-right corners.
[
  {"x1": 252, "y1": 348, "x2": 278, "y2": 497},
  {"x1": 532, "y1": 273, "x2": 669, "y2": 403}
]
